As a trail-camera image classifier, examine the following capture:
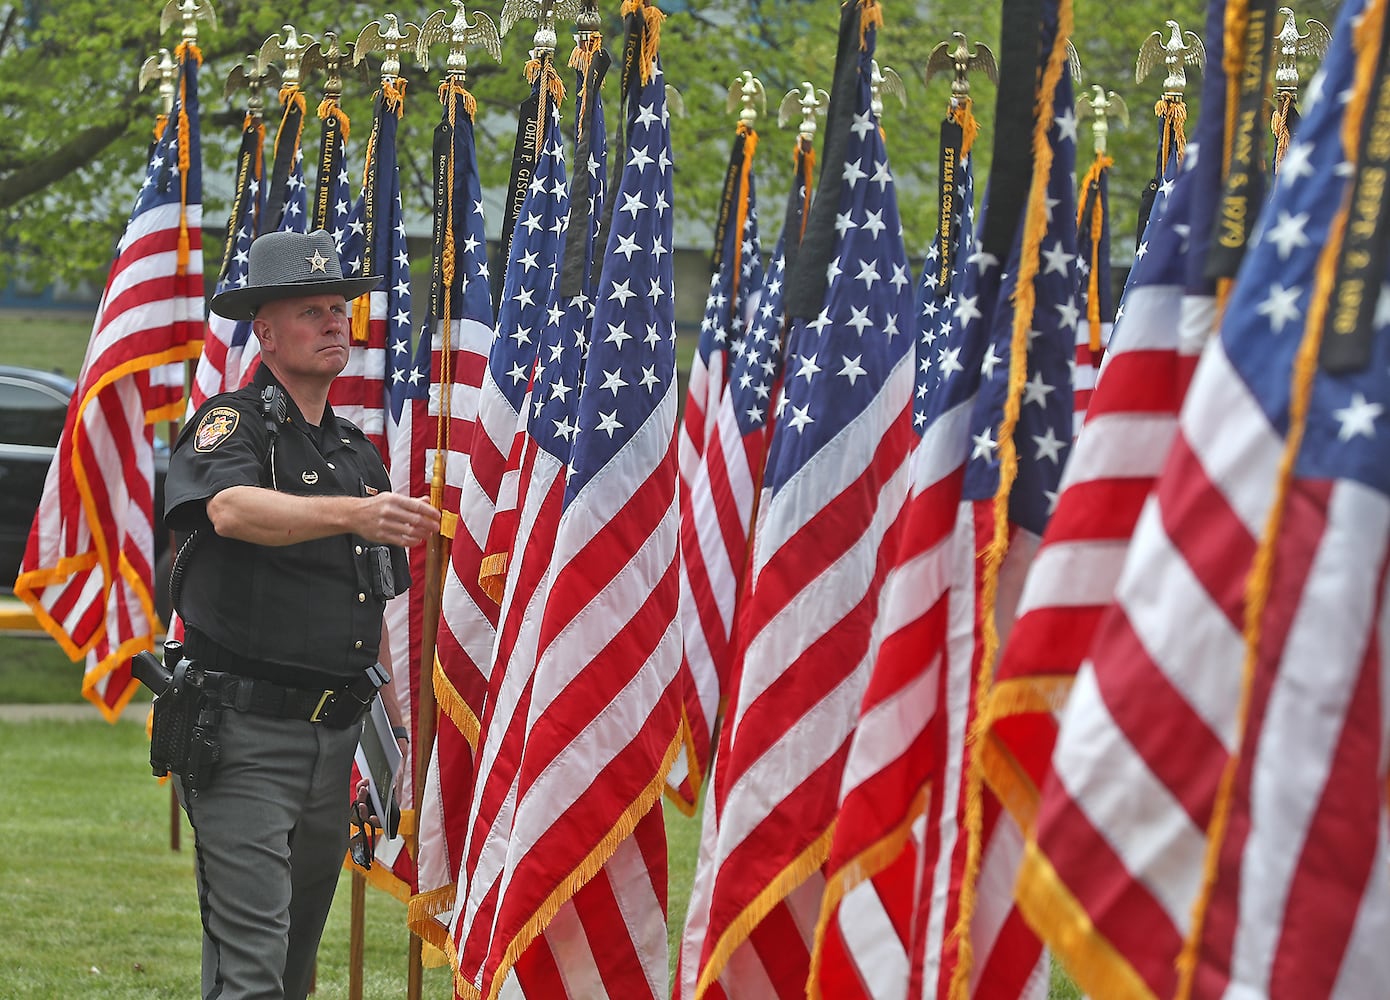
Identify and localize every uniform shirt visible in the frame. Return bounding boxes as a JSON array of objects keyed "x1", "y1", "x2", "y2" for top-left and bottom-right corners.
[{"x1": 165, "y1": 364, "x2": 410, "y2": 690}]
